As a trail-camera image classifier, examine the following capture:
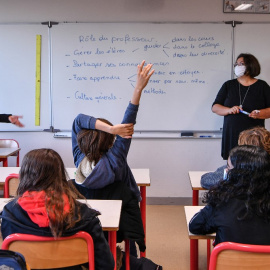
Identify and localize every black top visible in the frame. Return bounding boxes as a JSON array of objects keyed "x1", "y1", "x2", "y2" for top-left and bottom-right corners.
[
  {"x1": 213, "y1": 79, "x2": 270, "y2": 159},
  {"x1": 189, "y1": 198, "x2": 270, "y2": 246}
]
